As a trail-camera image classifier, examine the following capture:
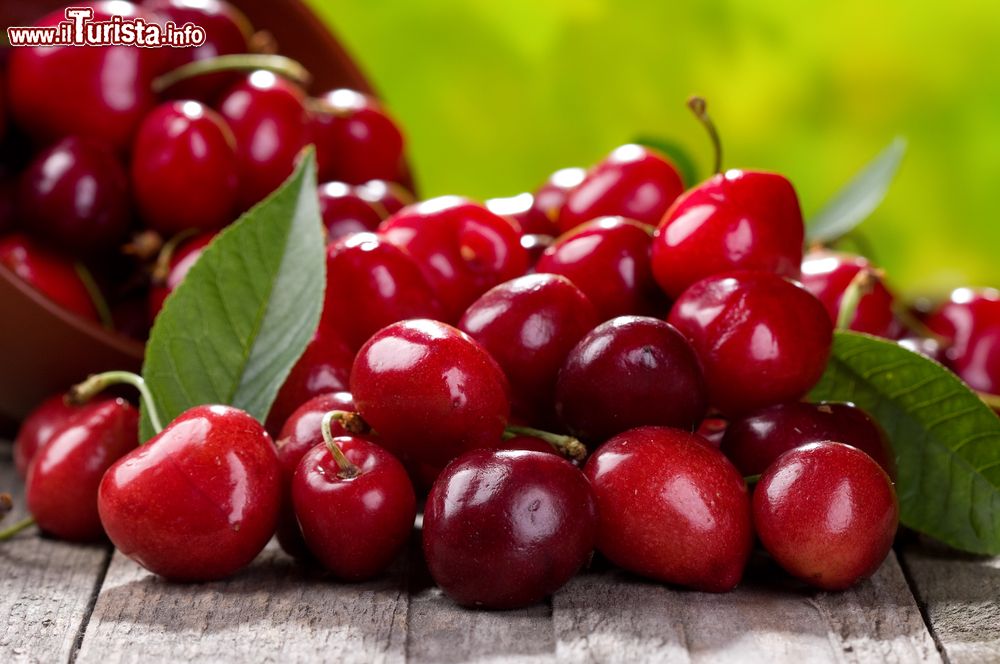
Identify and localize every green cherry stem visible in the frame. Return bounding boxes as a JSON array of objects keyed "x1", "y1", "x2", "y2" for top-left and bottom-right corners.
[
  {"x1": 320, "y1": 411, "x2": 361, "y2": 479},
  {"x1": 502, "y1": 425, "x2": 588, "y2": 462},
  {"x1": 74, "y1": 263, "x2": 114, "y2": 331},
  {"x1": 152, "y1": 54, "x2": 311, "y2": 94},
  {"x1": 687, "y1": 96, "x2": 723, "y2": 175},
  {"x1": 835, "y1": 267, "x2": 879, "y2": 331},
  {"x1": 151, "y1": 228, "x2": 198, "y2": 284},
  {"x1": 0, "y1": 516, "x2": 36, "y2": 542},
  {"x1": 68, "y1": 371, "x2": 164, "y2": 436},
  {"x1": 743, "y1": 474, "x2": 761, "y2": 486}
]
